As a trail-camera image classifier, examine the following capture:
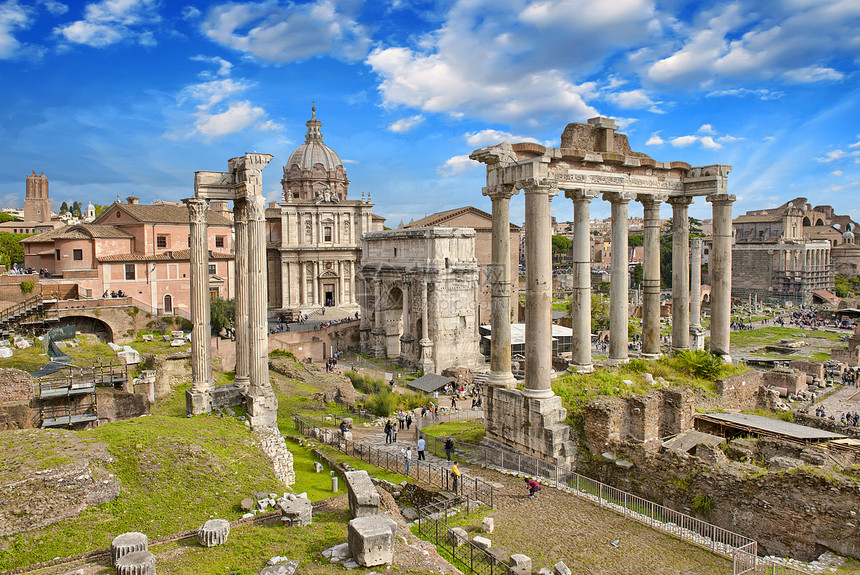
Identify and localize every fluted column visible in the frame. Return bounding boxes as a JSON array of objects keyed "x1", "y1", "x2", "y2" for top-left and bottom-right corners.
[
  {"x1": 690, "y1": 237, "x2": 703, "y2": 329},
  {"x1": 233, "y1": 198, "x2": 250, "y2": 391},
  {"x1": 639, "y1": 193, "x2": 666, "y2": 359},
  {"x1": 185, "y1": 197, "x2": 213, "y2": 415},
  {"x1": 312, "y1": 262, "x2": 319, "y2": 306},
  {"x1": 483, "y1": 184, "x2": 518, "y2": 387},
  {"x1": 566, "y1": 189, "x2": 597, "y2": 372},
  {"x1": 523, "y1": 179, "x2": 557, "y2": 398},
  {"x1": 247, "y1": 194, "x2": 277, "y2": 427},
  {"x1": 708, "y1": 193, "x2": 736, "y2": 362},
  {"x1": 604, "y1": 191, "x2": 633, "y2": 365},
  {"x1": 669, "y1": 196, "x2": 692, "y2": 351}
]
